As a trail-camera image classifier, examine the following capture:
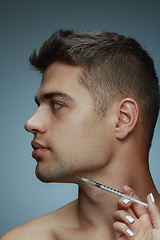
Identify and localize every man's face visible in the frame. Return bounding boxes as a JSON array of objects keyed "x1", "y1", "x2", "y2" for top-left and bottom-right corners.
[{"x1": 25, "y1": 62, "x2": 112, "y2": 183}]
